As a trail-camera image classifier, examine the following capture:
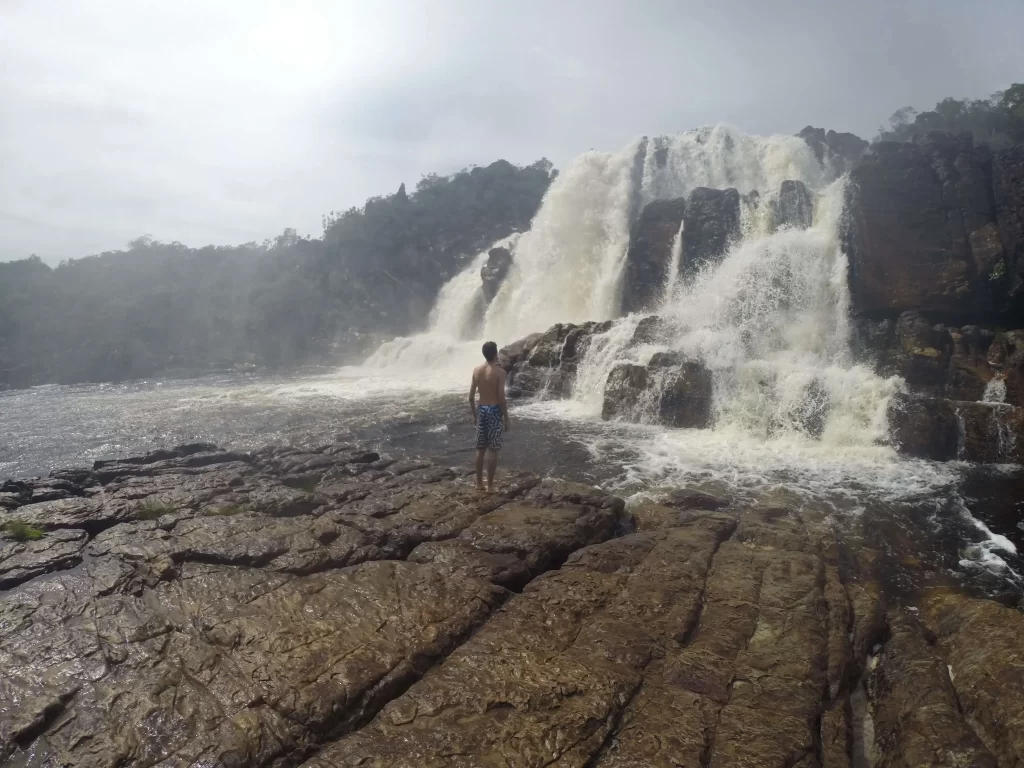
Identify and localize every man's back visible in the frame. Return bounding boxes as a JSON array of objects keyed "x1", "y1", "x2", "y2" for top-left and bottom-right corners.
[{"x1": 473, "y1": 362, "x2": 505, "y2": 405}]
